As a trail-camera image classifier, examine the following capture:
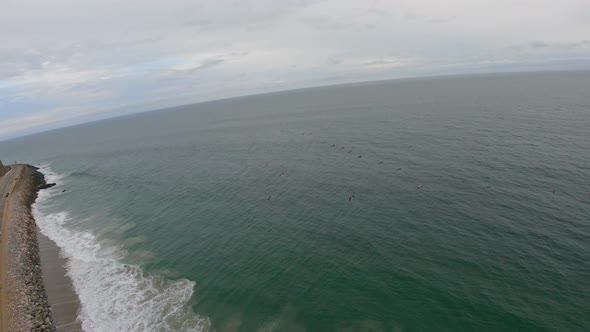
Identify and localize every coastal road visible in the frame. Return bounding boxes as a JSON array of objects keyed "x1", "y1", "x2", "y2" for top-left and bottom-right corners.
[
  {"x1": 0, "y1": 165, "x2": 23, "y2": 238},
  {"x1": 0, "y1": 165, "x2": 24, "y2": 332}
]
